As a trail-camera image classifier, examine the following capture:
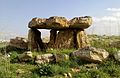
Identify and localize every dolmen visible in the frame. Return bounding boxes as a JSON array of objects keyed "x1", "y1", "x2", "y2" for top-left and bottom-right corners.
[{"x1": 28, "y1": 16, "x2": 92, "y2": 52}]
